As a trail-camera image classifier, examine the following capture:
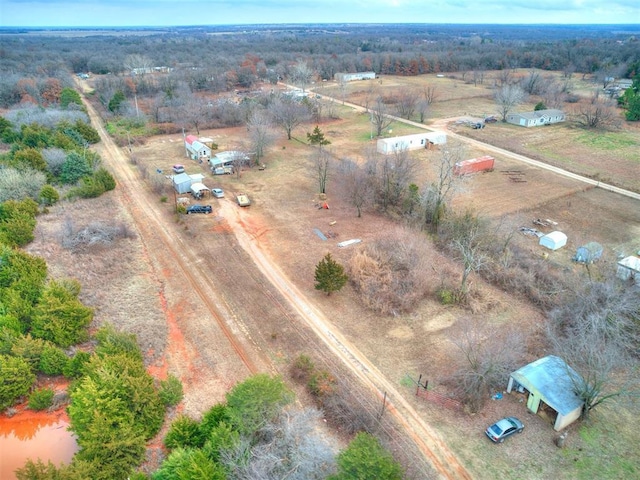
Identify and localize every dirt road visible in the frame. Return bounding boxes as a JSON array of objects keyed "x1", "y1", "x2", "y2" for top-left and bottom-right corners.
[{"x1": 78, "y1": 84, "x2": 472, "y2": 478}]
